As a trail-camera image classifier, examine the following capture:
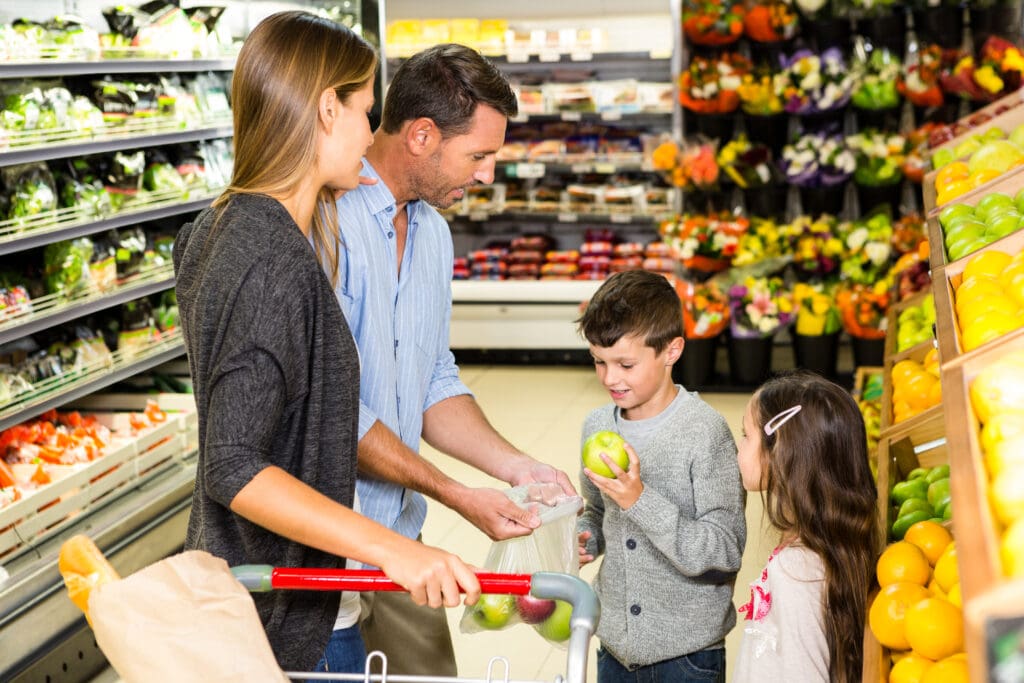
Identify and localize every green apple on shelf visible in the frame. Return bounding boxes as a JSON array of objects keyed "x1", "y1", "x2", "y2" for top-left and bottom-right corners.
[
  {"x1": 939, "y1": 191, "x2": 1024, "y2": 262},
  {"x1": 897, "y1": 294, "x2": 936, "y2": 352}
]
